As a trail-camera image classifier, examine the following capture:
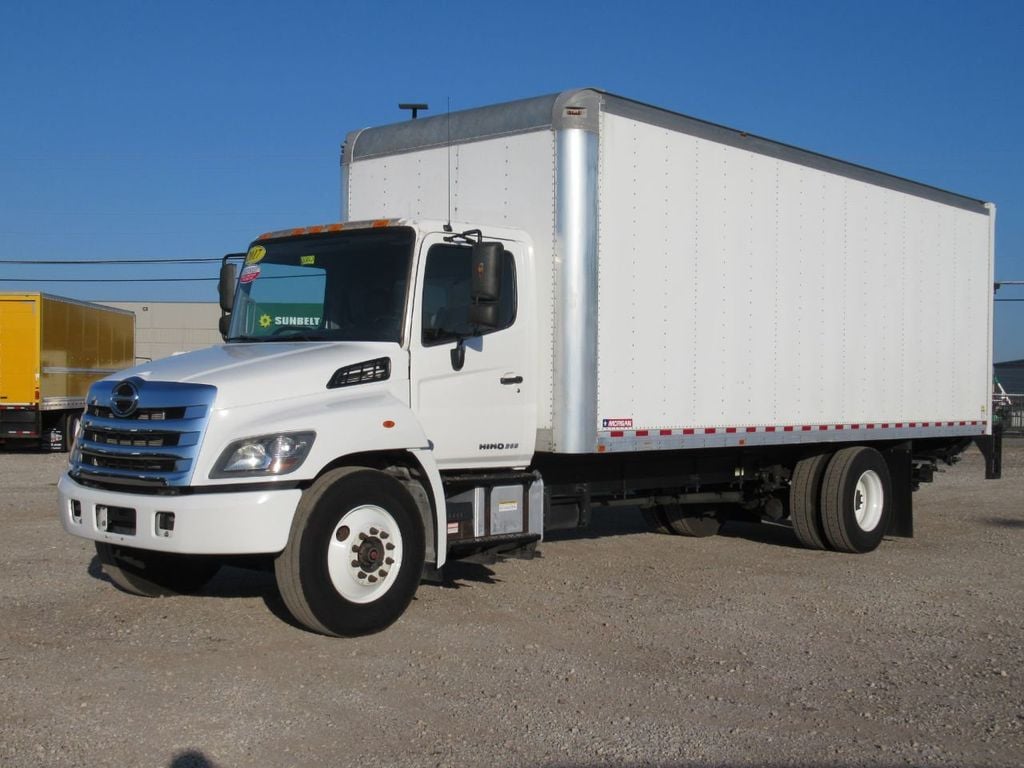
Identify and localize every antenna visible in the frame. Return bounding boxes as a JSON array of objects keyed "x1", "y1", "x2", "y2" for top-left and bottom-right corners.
[
  {"x1": 398, "y1": 103, "x2": 428, "y2": 119},
  {"x1": 446, "y1": 96, "x2": 452, "y2": 232}
]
